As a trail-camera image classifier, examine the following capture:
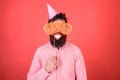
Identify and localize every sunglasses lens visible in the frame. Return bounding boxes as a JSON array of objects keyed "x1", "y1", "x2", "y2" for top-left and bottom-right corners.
[{"x1": 44, "y1": 23, "x2": 72, "y2": 34}]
